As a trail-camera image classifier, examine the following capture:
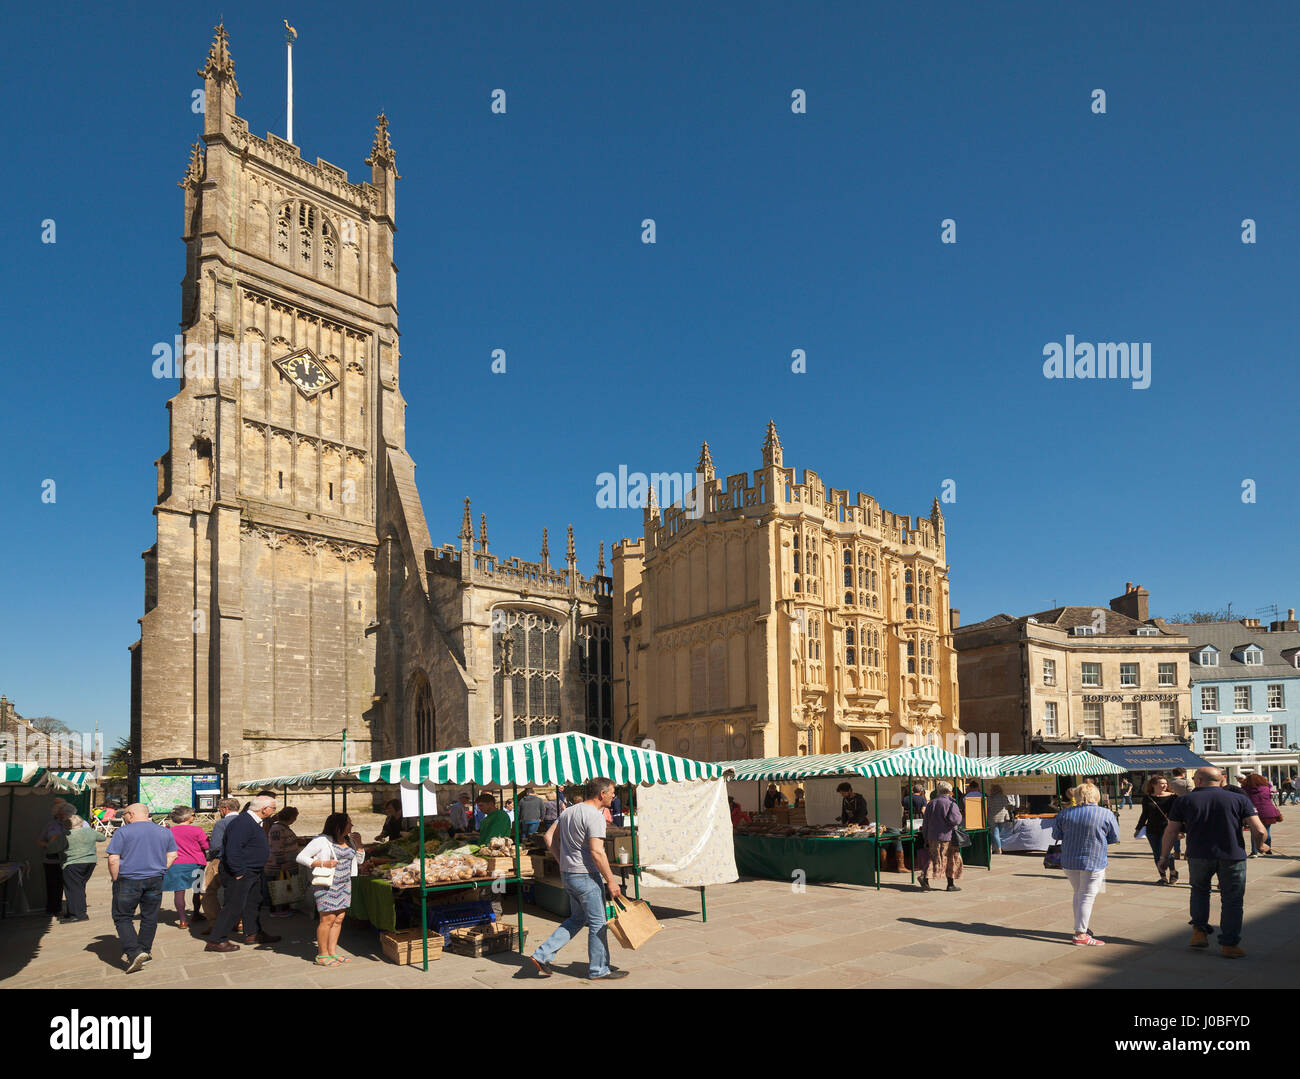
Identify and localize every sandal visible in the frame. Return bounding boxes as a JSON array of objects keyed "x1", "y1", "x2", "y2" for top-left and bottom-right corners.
[
  {"x1": 333, "y1": 955, "x2": 351, "y2": 964},
  {"x1": 1073, "y1": 934, "x2": 1105, "y2": 946},
  {"x1": 314, "y1": 955, "x2": 344, "y2": 967}
]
